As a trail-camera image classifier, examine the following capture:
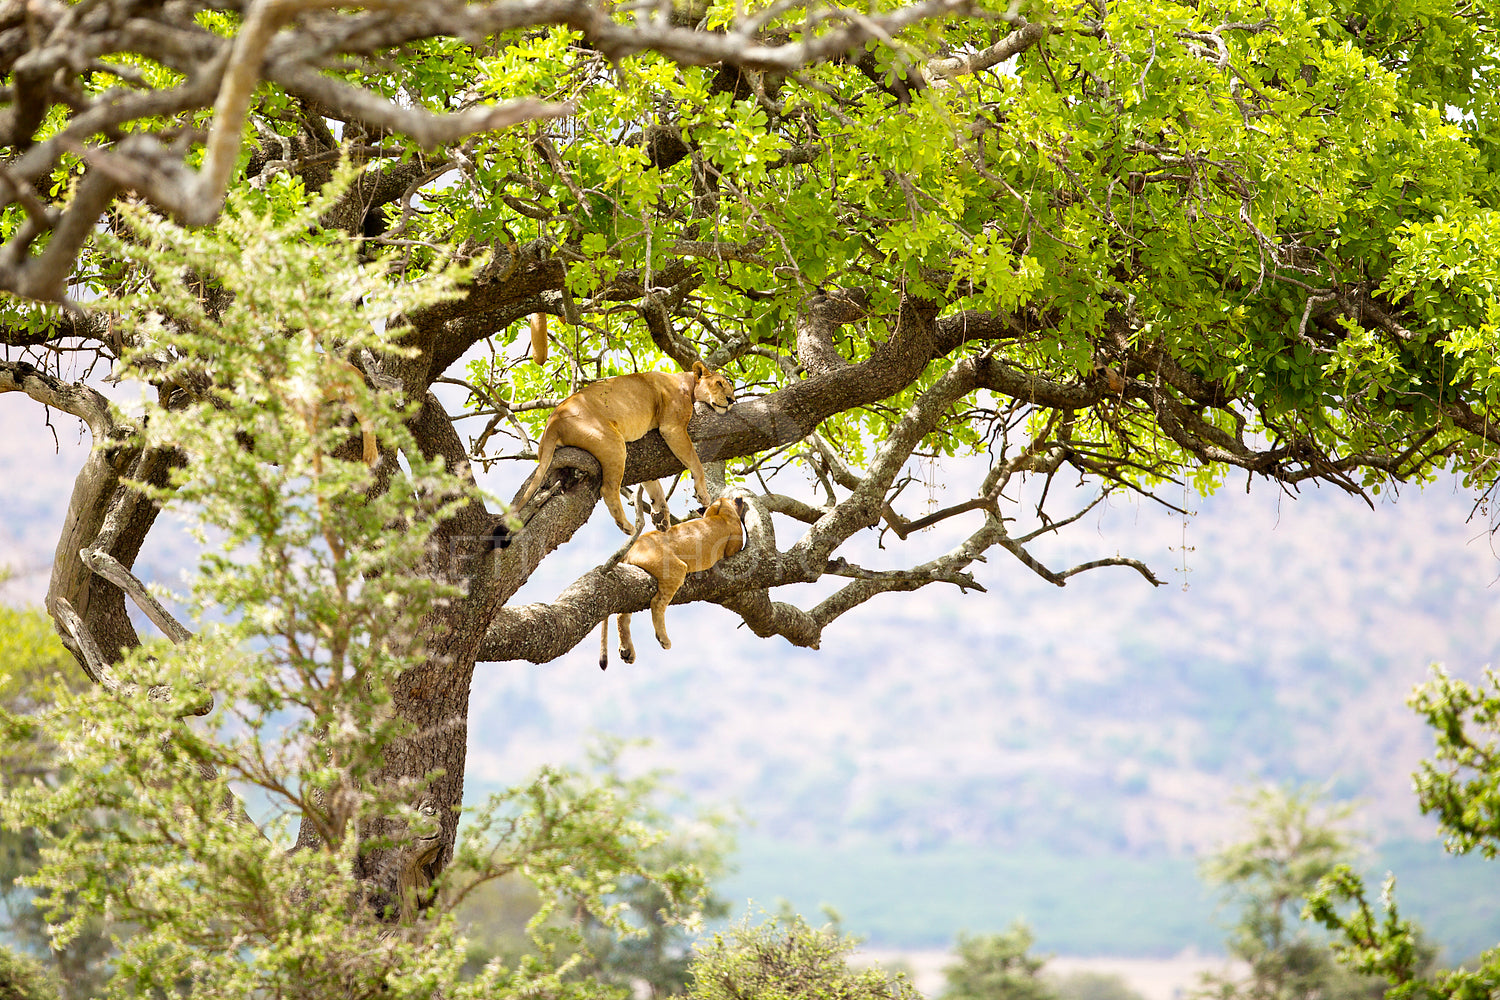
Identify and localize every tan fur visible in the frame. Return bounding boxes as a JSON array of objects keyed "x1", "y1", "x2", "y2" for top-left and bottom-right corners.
[
  {"x1": 601, "y1": 496, "x2": 746, "y2": 669},
  {"x1": 528, "y1": 313, "x2": 548, "y2": 366},
  {"x1": 517, "y1": 362, "x2": 735, "y2": 534}
]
